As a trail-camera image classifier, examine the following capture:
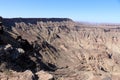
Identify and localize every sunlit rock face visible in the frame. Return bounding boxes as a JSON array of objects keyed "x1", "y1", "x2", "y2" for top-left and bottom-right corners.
[{"x1": 0, "y1": 18, "x2": 120, "y2": 80}]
